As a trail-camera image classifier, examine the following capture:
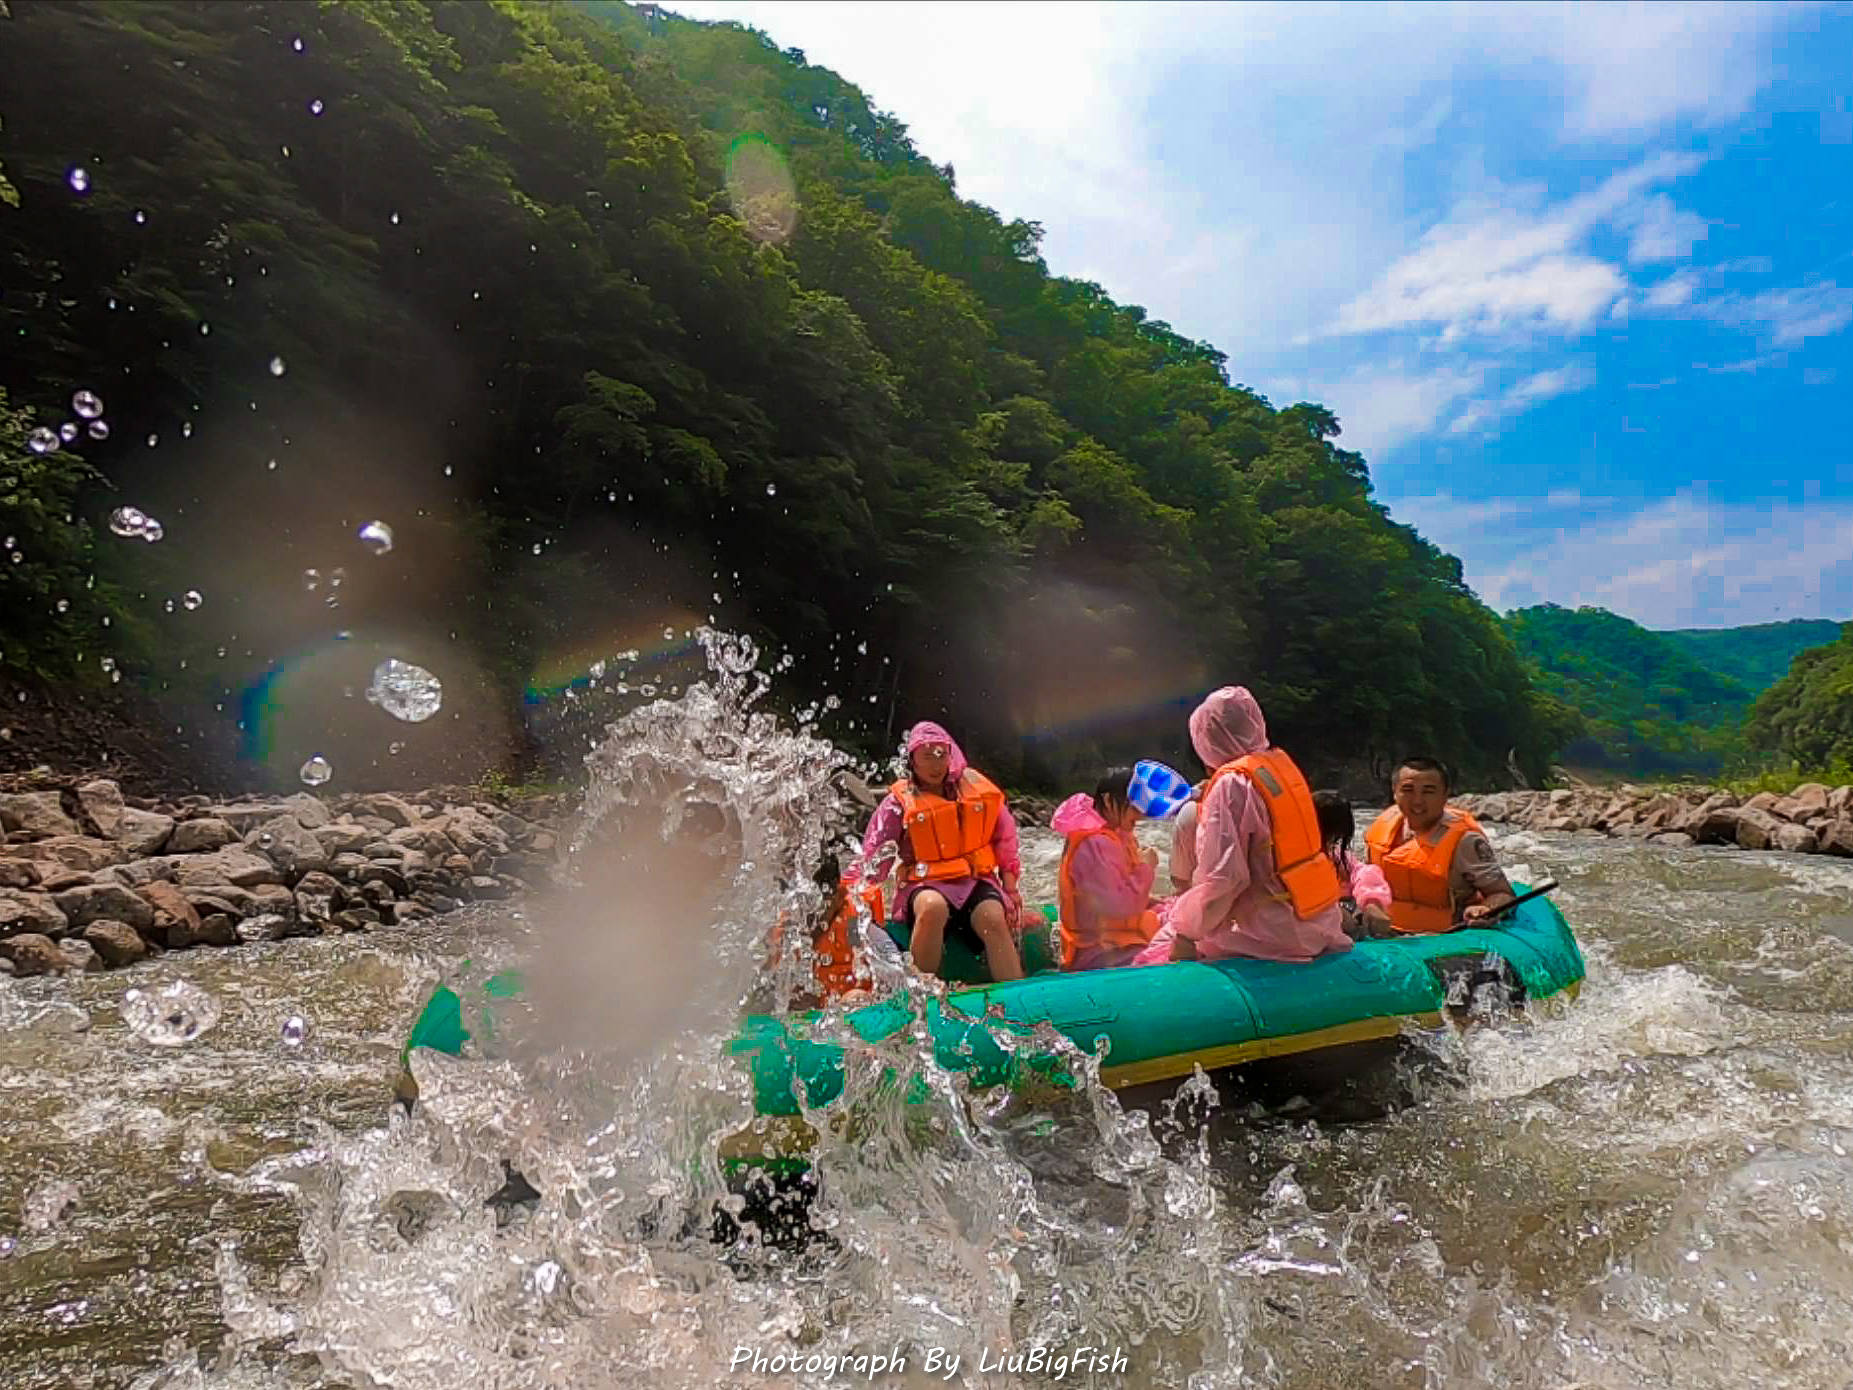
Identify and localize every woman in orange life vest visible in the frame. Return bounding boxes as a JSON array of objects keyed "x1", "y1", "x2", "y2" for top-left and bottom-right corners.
[
  {"x1": 765, "y1": 852, "x2": 886, "y2": 1003},
  {"x1": 1050, "y1": 767, "x2": 1170, "y2": 971},
  {"x1": 1363, "y1": 756, "x2": 1515, "y2": 934},
  {"x1": 1131, "y1": 686, "x2": 1353, "y2": 964},
  {"x1": 847, "y1": 720, "x2": 1026, "y2": 981}
]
